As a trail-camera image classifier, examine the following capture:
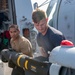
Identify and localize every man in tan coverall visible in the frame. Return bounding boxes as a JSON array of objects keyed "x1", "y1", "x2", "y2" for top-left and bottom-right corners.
[{"x1": 9, "y1": 24, "x2": 33, "y2": 75}]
